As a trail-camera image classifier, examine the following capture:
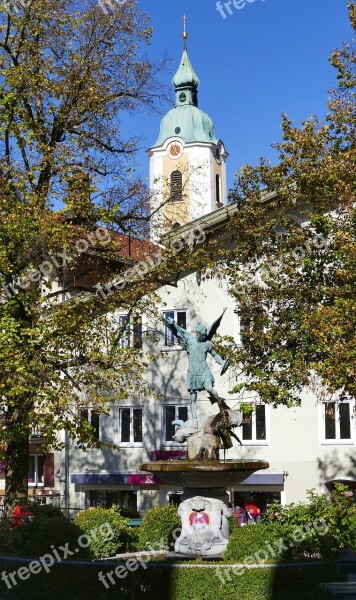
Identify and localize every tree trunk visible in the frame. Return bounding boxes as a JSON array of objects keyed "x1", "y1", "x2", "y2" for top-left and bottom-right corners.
[{"x1": 4, "y1": 432, "x2": 29, "y2": 519}]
